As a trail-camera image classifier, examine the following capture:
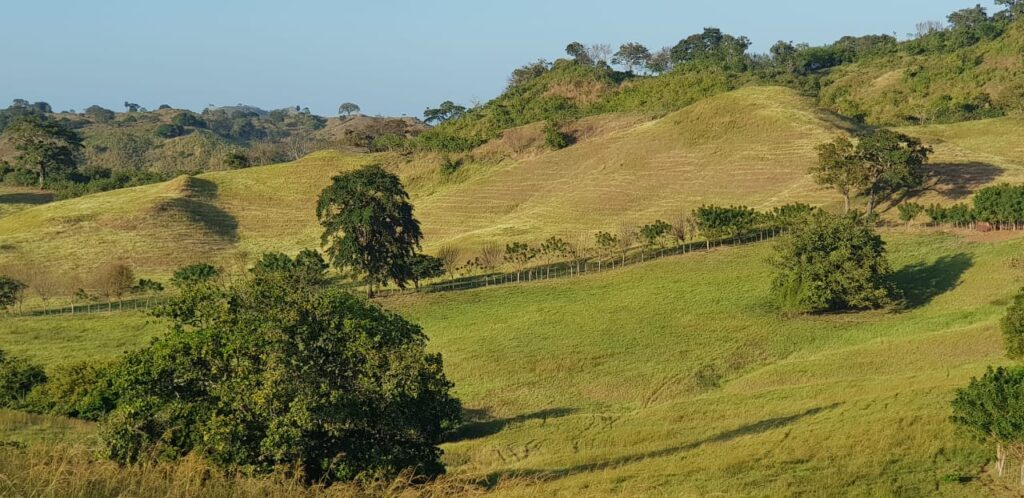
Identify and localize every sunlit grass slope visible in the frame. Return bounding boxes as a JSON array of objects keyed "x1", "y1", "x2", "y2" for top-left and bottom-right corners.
[
  {"x1": 0, "y1": 86, "x2": 1019, "y2": 282},
  {"x1": 3, "y1": 231, "x2": 1023, "y2": 495}
]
